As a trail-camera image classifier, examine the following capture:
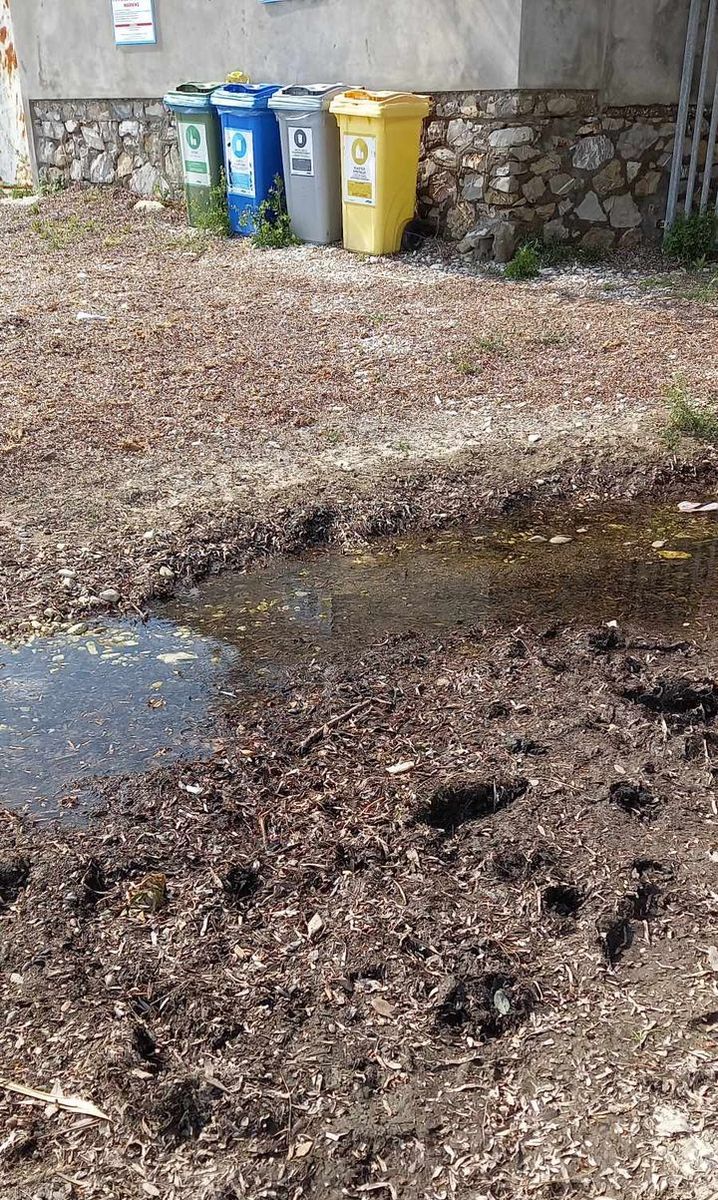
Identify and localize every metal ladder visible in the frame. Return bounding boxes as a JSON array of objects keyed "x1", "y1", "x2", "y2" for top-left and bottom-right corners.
[{"x1": 666, "y1": 0, "x2": 718, "y2": 225}]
